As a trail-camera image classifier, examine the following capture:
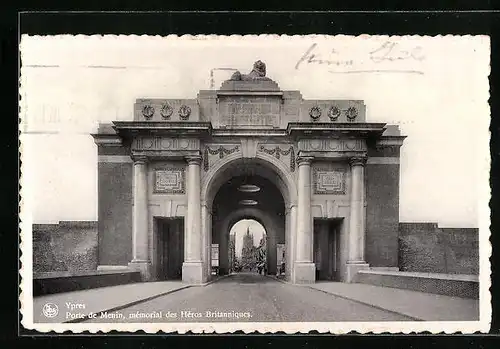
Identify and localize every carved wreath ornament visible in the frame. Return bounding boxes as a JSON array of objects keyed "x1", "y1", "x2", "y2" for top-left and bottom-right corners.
[
  {"x1": 142, "y1": 105, "x2": 155, "y2": 119},
  {"x1": 328, "y1": 106, "x2": 341, "y2": 121},
  {"x1": 346, "y1": 106, "x2": 358, "y2": 121},
  {"x1": 309, "y1": 106, "x2": 322, "y2": 120},
  {"x1": 179, "y1": 105, "x2": 191, "y2": 120},
  {"x1": 160, "y1": 103, "x2": 173, "y2": 119}
]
